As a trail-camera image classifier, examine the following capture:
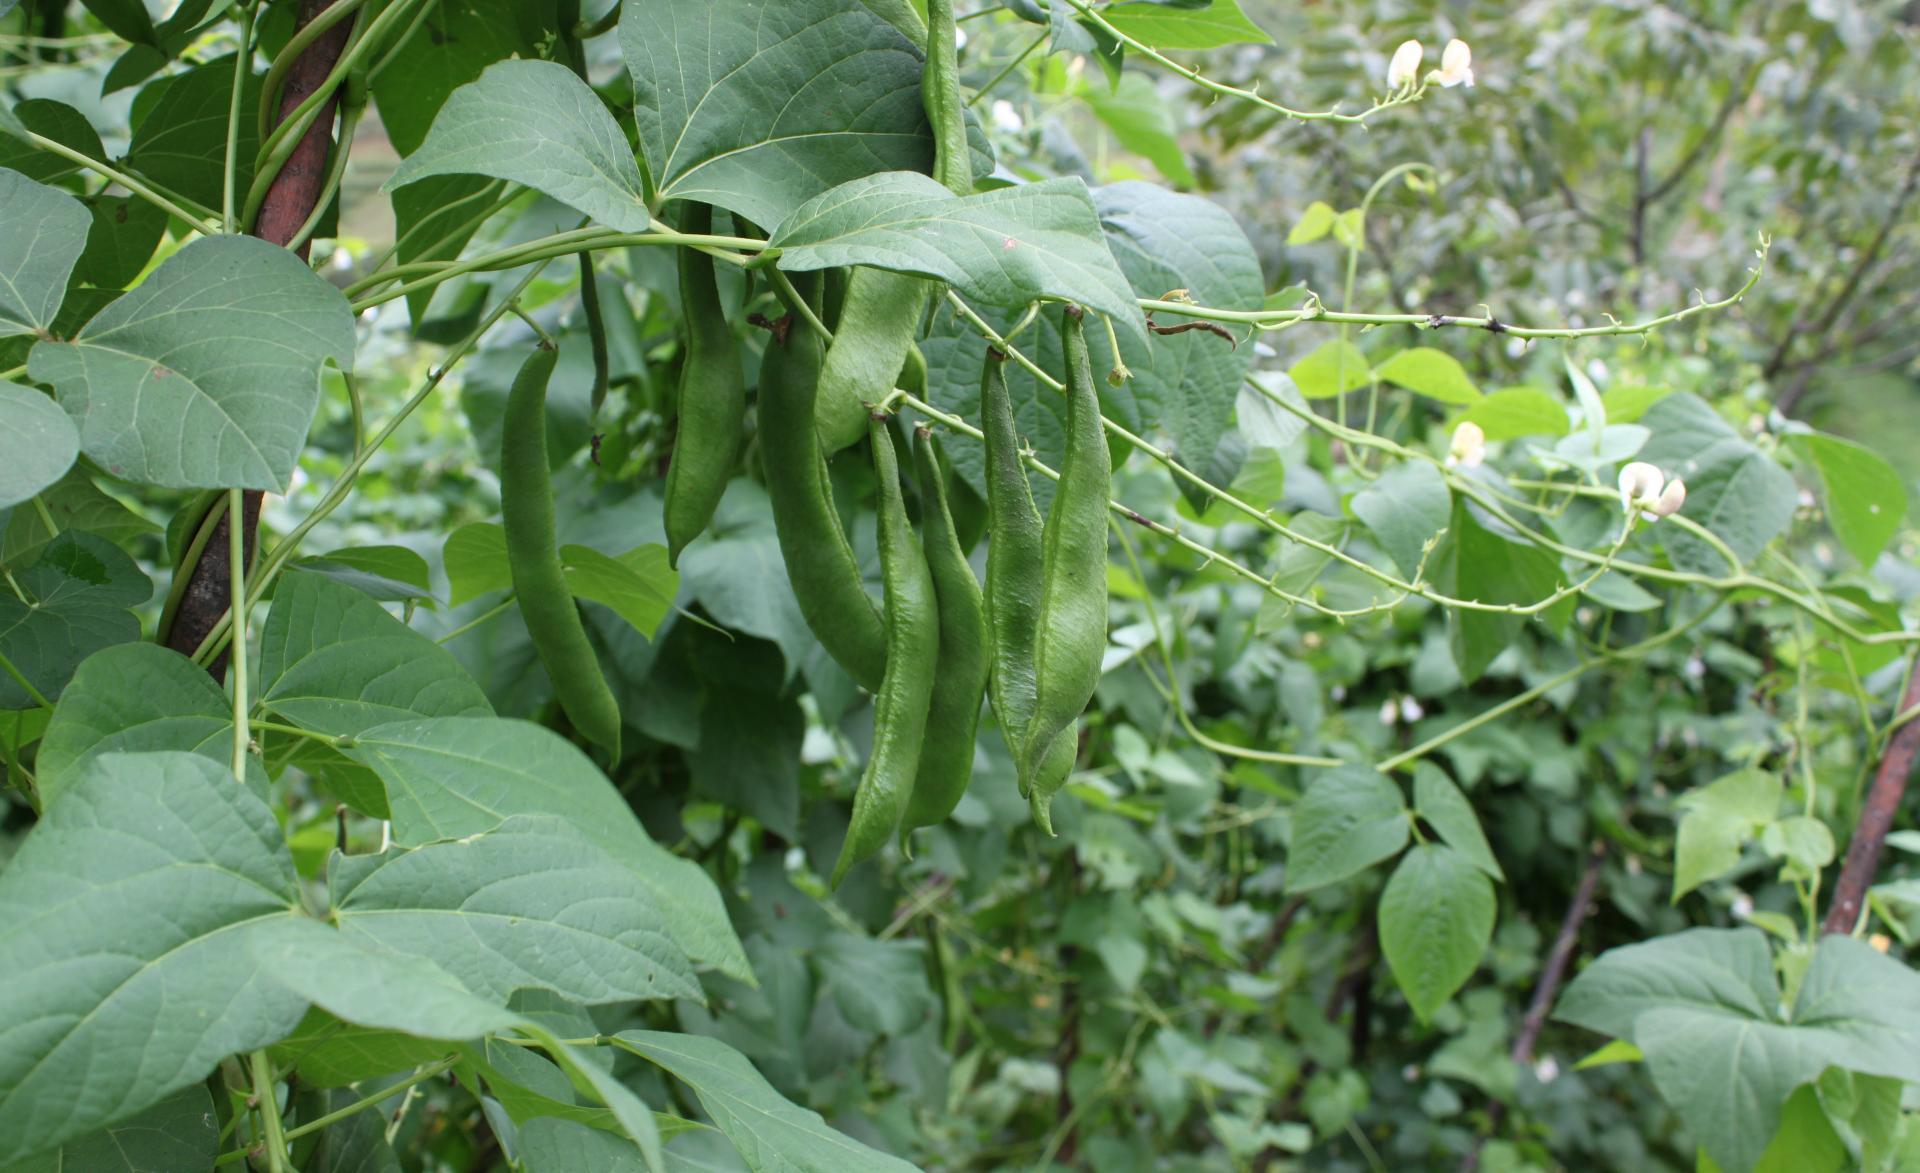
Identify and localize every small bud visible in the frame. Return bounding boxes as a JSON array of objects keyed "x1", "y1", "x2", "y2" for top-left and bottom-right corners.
[
  {"x1": 1379, "y1": 697, "x2": 1399, "y2": 726},
  {"x1": 1618, "y1": 461, "x2": 1664, "y2": 513},
  {"x1": 1447, "y1": 420, "x2": 1486, "y2": 468},
  {"x1": 1436, "y1": 38, "x2": 1474, "y2": 87},
  {"x1": 1387, "y1": 40, "x2": 1423, "y2": 90},
  {"x1": 1651, "y1": 477, "x2": 1686, "y2": 519}
]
